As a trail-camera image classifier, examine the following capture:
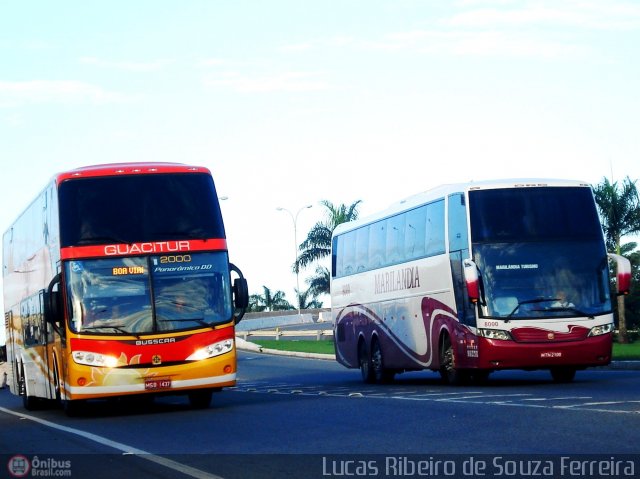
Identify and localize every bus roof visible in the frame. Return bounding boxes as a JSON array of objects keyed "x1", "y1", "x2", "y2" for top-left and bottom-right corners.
[
  {"x1": 333, "y1": 178, "x2": 592, "y2": 237},
  {"x1": 55, "y1": 162, "x2": 212, "y2": 183}
]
